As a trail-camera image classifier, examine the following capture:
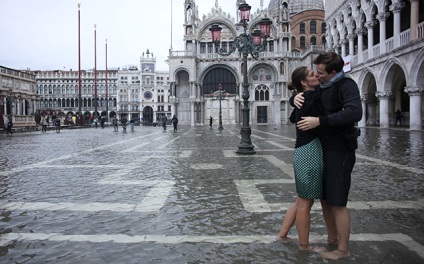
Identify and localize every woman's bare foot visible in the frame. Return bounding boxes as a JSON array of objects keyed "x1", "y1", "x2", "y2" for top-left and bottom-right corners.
[
  {"x1": 320, "y1": 249, "x2": 351, "y2": 260},
  {"x1": 298, "y1": 244, "x2": 327, "y2": 252},
  {"x1": 275, "y1": 236, "x2": 294, "y2": 243}
]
